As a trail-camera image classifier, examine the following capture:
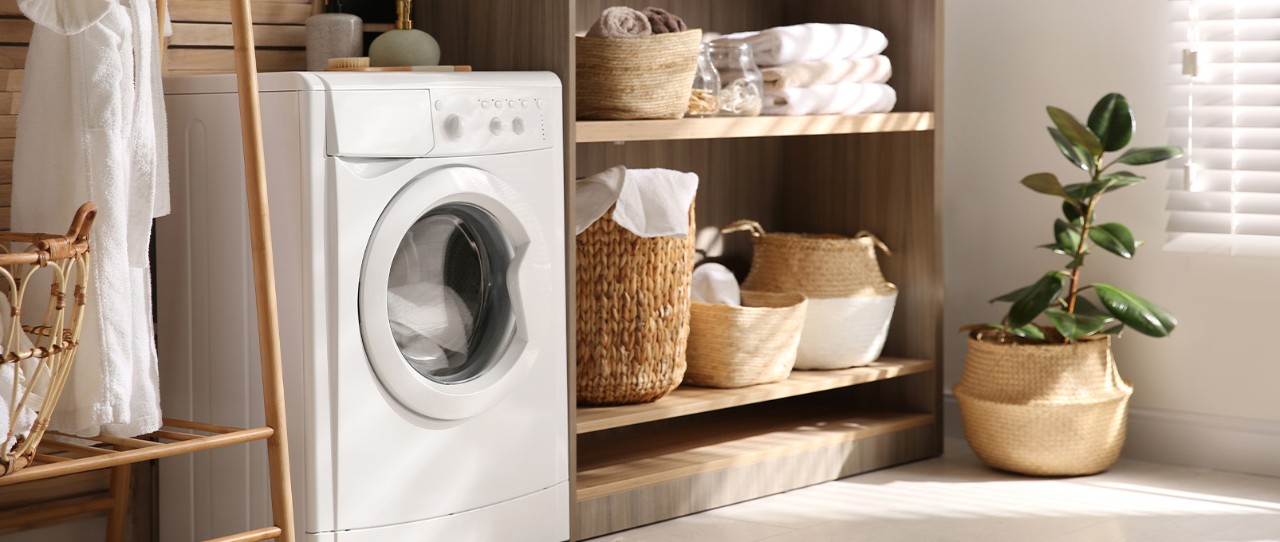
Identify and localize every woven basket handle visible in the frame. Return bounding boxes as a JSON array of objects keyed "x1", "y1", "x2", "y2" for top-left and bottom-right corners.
[
  {"x1": 855, "y1": 231, "x2": 892, "y2": 256},
  {"x1": 721, "y1": 220, "x2": 766, "y2": 238}
]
